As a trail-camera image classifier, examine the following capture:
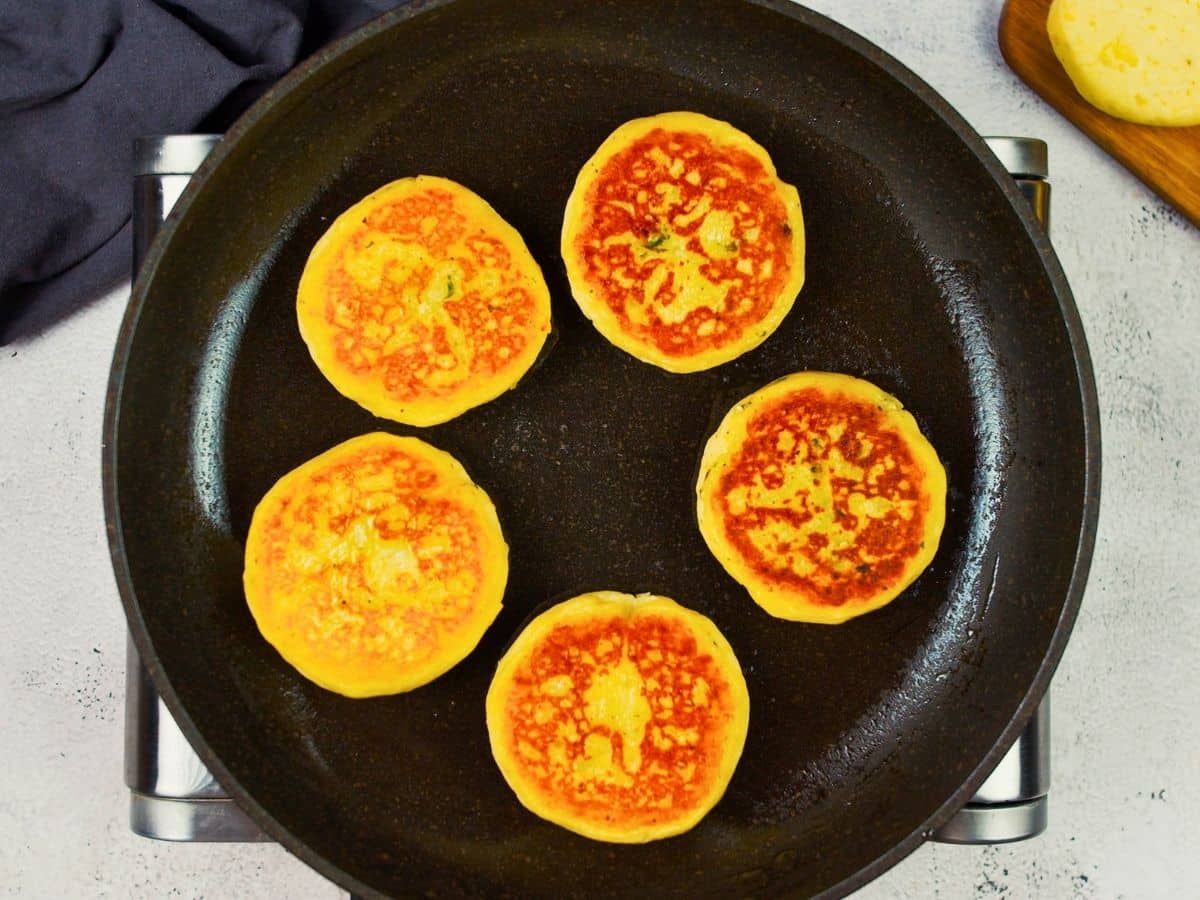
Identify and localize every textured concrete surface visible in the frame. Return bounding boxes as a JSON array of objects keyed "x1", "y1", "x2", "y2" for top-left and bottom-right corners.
[{"x1": 1, "y1": 0, "x2": 1197, "y2": 896}]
